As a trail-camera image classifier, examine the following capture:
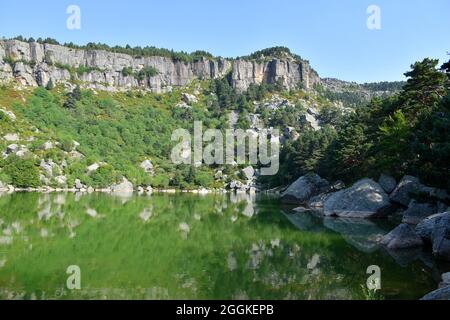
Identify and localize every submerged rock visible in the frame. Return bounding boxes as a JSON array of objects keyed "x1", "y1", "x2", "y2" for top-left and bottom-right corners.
[
  {"x1": 380, "y1": 223, "x2": 423, "y2": 250},
  {"x1": 280, "y1": 173, "x2": 330, "y2": 204},
  {"x1": 323, "y1": 179, "x2": 392, "y2": 218}
]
